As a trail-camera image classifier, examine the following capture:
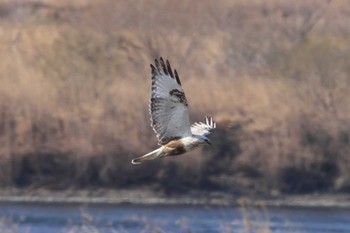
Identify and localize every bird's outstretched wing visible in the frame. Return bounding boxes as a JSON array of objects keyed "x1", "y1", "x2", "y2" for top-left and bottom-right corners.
[
  {"x1": 190, "y1": 116, "x2": 216, "y2": 137},
  {"x1": 150, "y1": 57, "x2": 192, "y2": 145}
]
